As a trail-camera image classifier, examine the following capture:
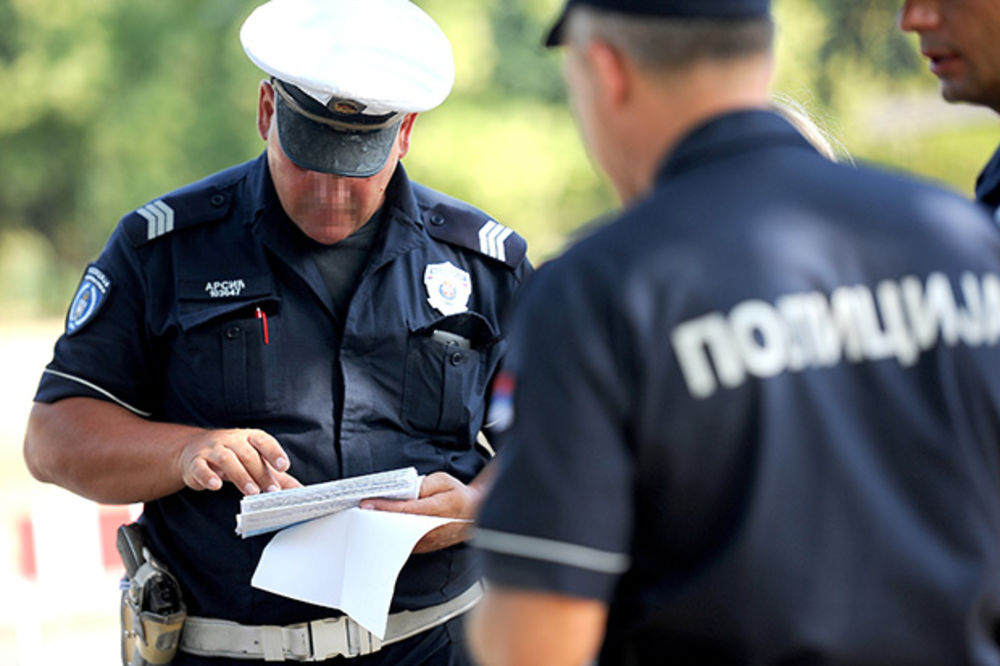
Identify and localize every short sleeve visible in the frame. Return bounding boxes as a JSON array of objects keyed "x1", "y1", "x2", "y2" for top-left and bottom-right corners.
[
  {"x1": 34, "y1": 224, "x2": 160, "y2": 417},
  {"x1": 476, "y1": 259, "x2": 635, "y2": 601}
]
